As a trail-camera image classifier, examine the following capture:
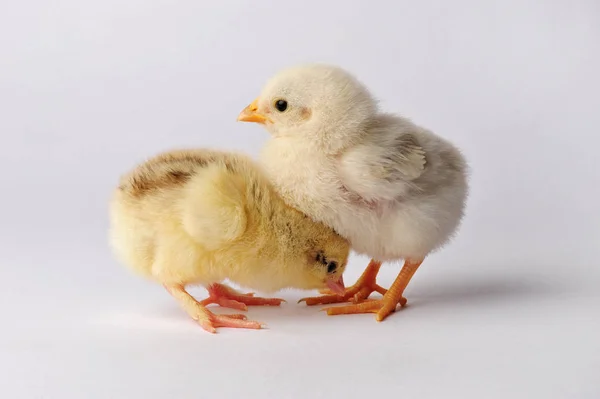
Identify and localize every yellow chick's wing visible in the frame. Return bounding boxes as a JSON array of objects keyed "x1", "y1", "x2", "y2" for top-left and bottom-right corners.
[{"x1": 179, "y1": 162, "x2": 247, "y2": 251}]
